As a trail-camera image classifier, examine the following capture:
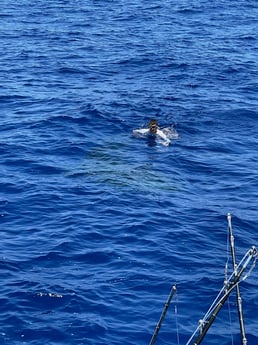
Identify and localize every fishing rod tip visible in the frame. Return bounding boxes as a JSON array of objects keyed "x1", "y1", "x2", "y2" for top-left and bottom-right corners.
[{"x1": 251, "y1": 246, "x2": 257, "y2": 257}]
